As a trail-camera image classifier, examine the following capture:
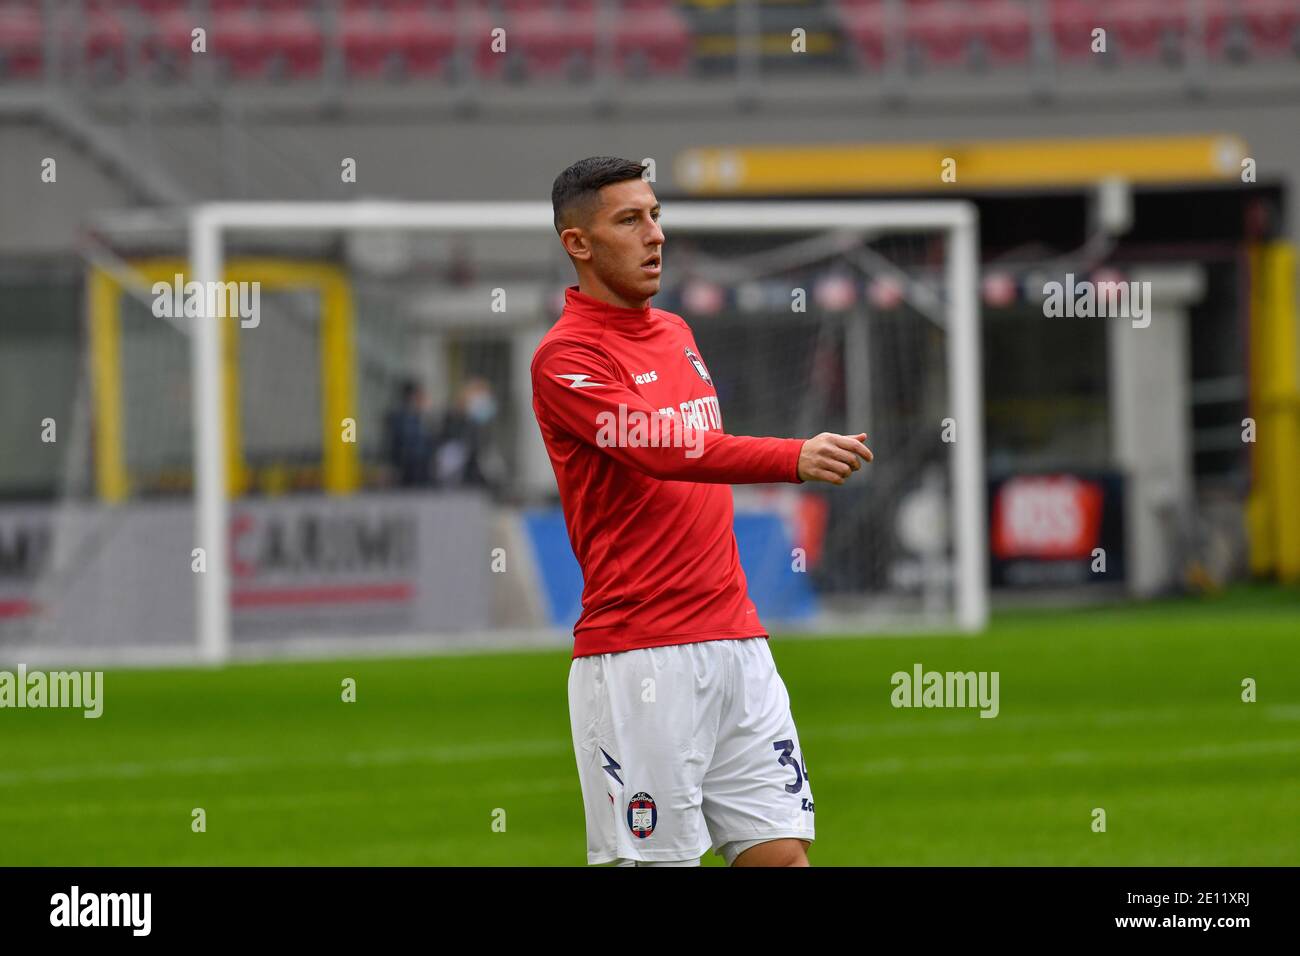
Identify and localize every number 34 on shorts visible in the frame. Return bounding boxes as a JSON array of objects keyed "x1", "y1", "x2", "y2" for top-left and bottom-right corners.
[{"x1": 773, "y1": 737, "x2": 814, "y2": 812}]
